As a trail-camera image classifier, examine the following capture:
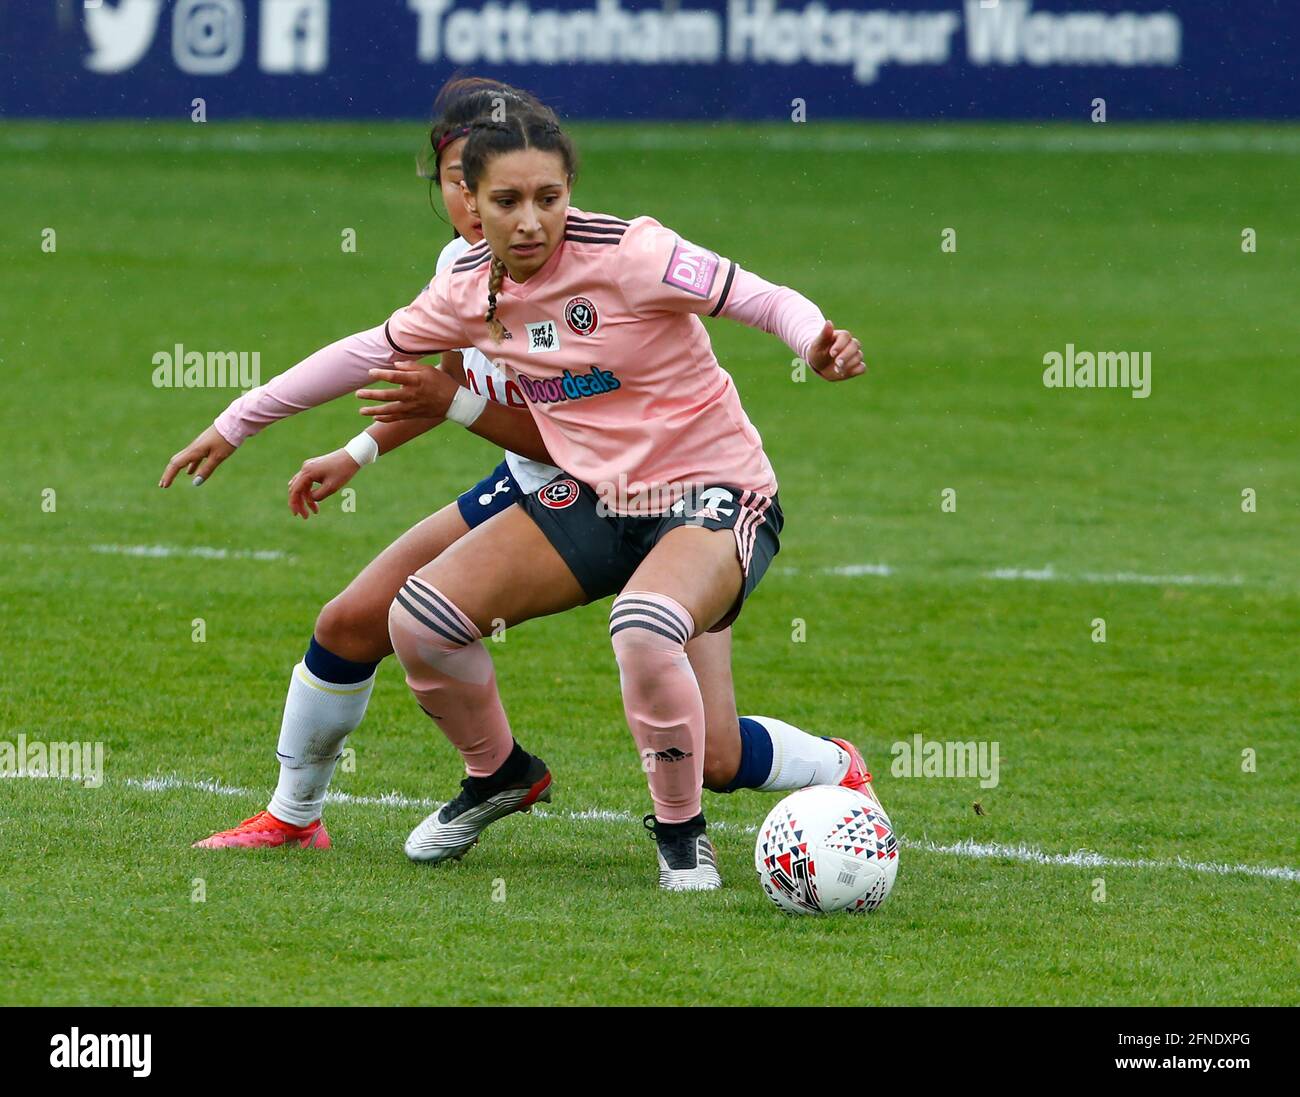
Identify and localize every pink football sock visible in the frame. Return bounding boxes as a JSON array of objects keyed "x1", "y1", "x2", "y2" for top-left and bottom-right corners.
[
  {"x1": 388, "y1": 576, "x2": 514, "y2": 777},
  {"x1": 609, "y1": 591, "x2": 706, "y2": 824}
]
